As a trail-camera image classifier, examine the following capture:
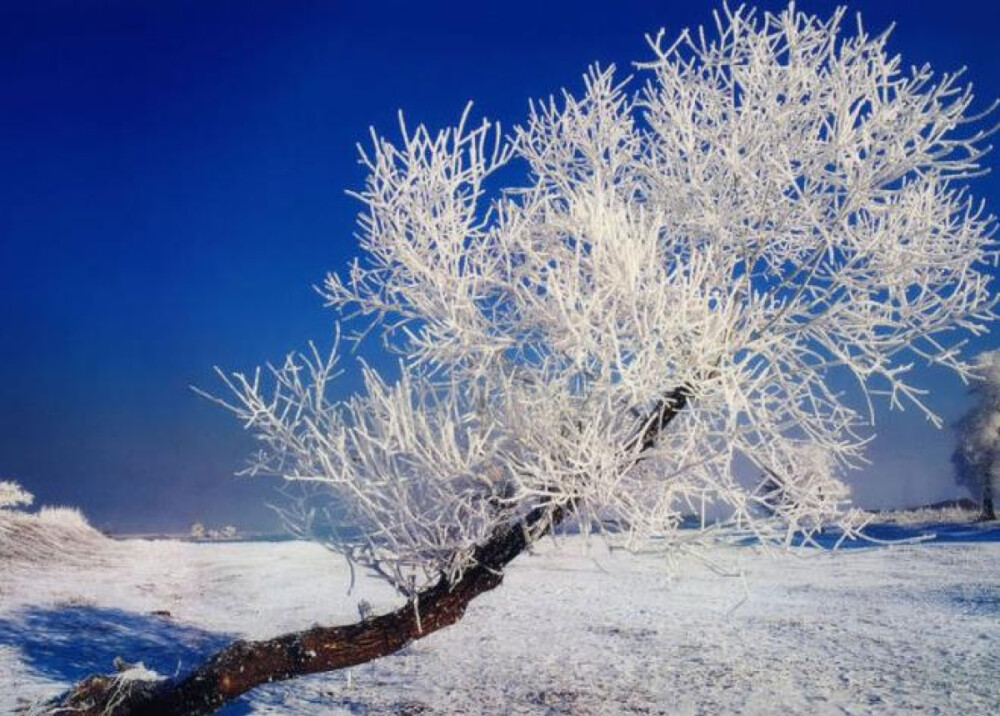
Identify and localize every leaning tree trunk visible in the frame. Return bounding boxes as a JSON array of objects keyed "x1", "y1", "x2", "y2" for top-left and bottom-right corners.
[
  {"x1": 51, "y1": 387, "x2": 691, "y2": 715},
  {"x1": 53, "y1": 505, "x2": 563, "y2": 715}
]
